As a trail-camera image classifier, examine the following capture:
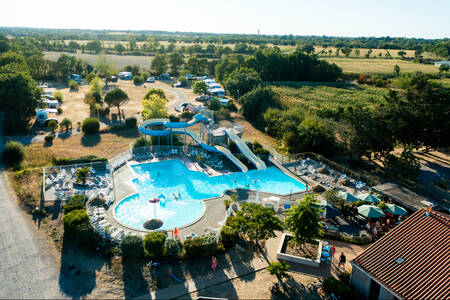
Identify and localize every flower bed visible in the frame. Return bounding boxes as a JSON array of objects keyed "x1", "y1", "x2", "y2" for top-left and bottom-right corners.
[{"x1": 276, "y1": 233, "x2": 323, "y2": 267}]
